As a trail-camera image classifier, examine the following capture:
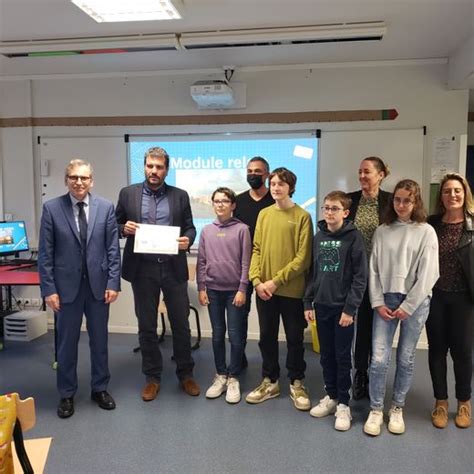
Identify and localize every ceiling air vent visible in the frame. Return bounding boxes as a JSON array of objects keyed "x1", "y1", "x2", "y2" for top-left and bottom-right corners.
[{"x1": 0, "y1": 22, "x2": 386, "y2": 58}]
